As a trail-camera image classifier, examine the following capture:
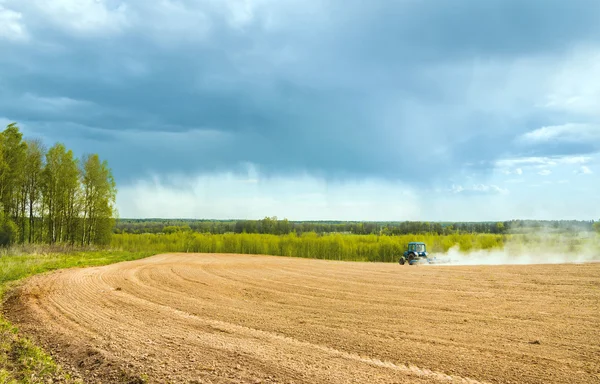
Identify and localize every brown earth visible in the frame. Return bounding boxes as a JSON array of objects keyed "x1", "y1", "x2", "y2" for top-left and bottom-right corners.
[{"x1": 4, "y1": 253, "x2": 600, "y2": 384}]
